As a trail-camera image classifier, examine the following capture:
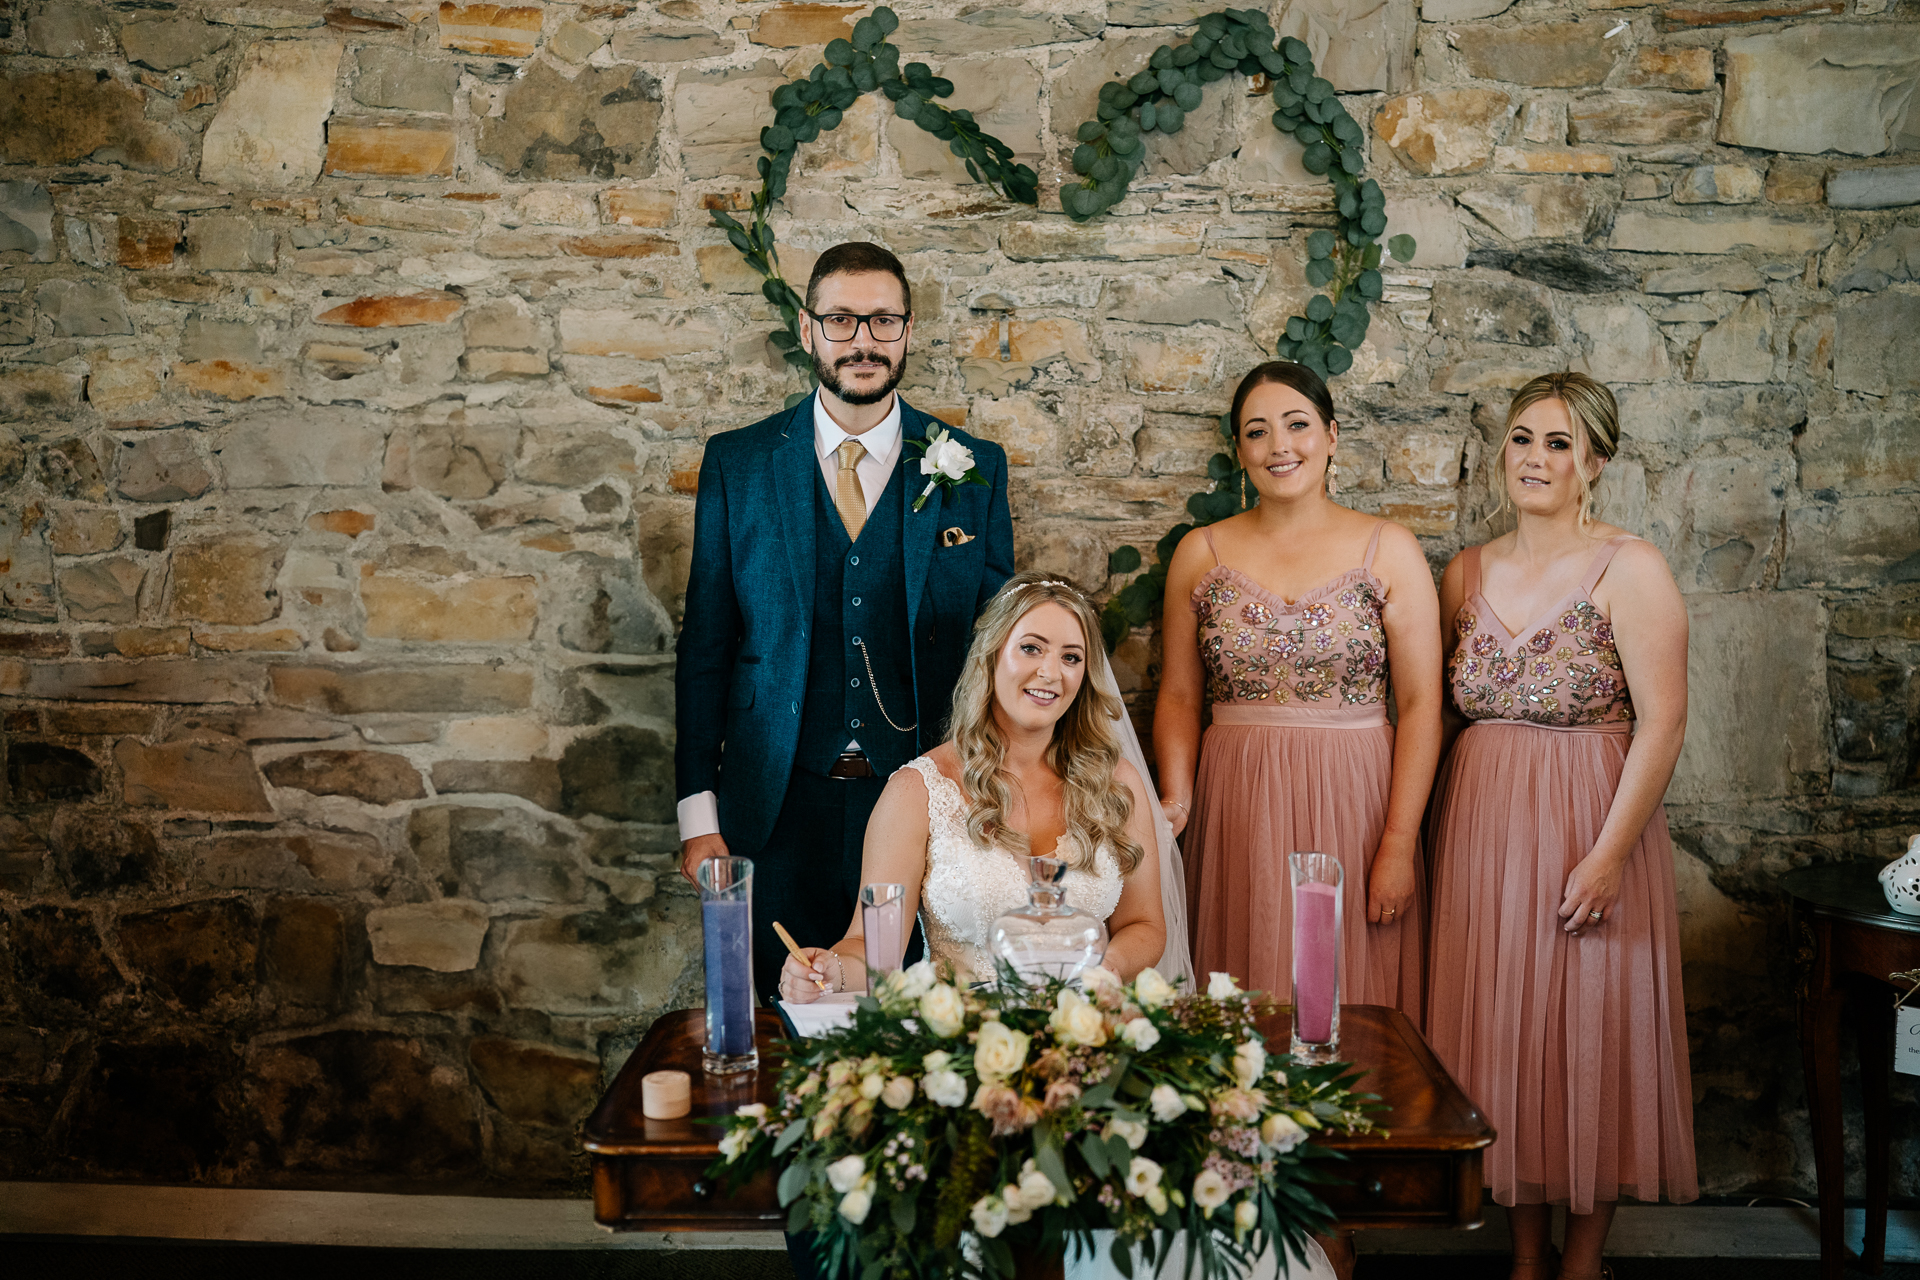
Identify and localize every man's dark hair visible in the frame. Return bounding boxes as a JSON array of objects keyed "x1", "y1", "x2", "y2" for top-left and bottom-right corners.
[{"x1": 805, "y1": 242, "x2": 912, "y2": 315}]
